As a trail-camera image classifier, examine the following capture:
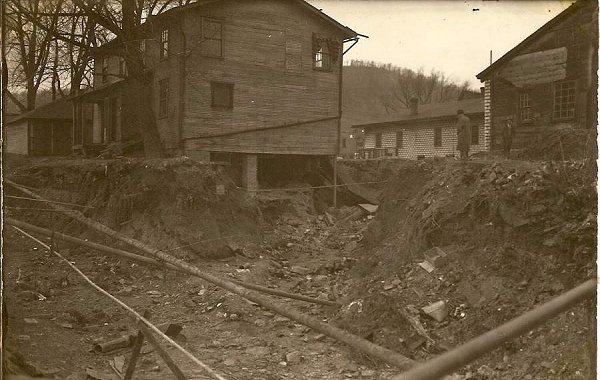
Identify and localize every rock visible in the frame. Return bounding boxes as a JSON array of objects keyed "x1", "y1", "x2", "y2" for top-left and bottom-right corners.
[
  {"x1": 24, "y1": 318, "x2": 39, "y2": 325},
  {"x1": 285, "y1": 351, "x2": 302, "y2": 364},
  {"x1": 360, "y1": 369, "x2": 376, "y2": 377},
  {"x1": 245, "y1": 346, "x2": 270, "y2": 356},
  {"x1": 422, "y1": 301, "x2": 448, "y2": 322},
  {"x1": 290, "y1": 266, "x2": 311, "y2": 275},
  {"x1": 223, "y1": 358, "x2": 236, "y2": 366},
  {"x1": 383, "y1": 283, "x2": 395, "y2": 291},
  {"x1": 313, "y1": 333, "x2": 326, "y2": 341}
]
